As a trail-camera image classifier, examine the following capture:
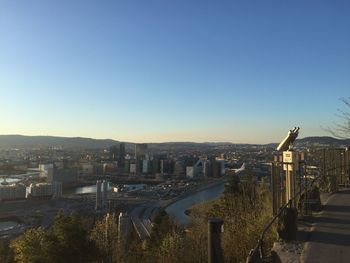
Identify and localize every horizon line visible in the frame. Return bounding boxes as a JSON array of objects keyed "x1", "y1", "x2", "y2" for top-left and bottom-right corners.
[{"x1": 0, "y1": 133, "x2": 341, "y2": 146}]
